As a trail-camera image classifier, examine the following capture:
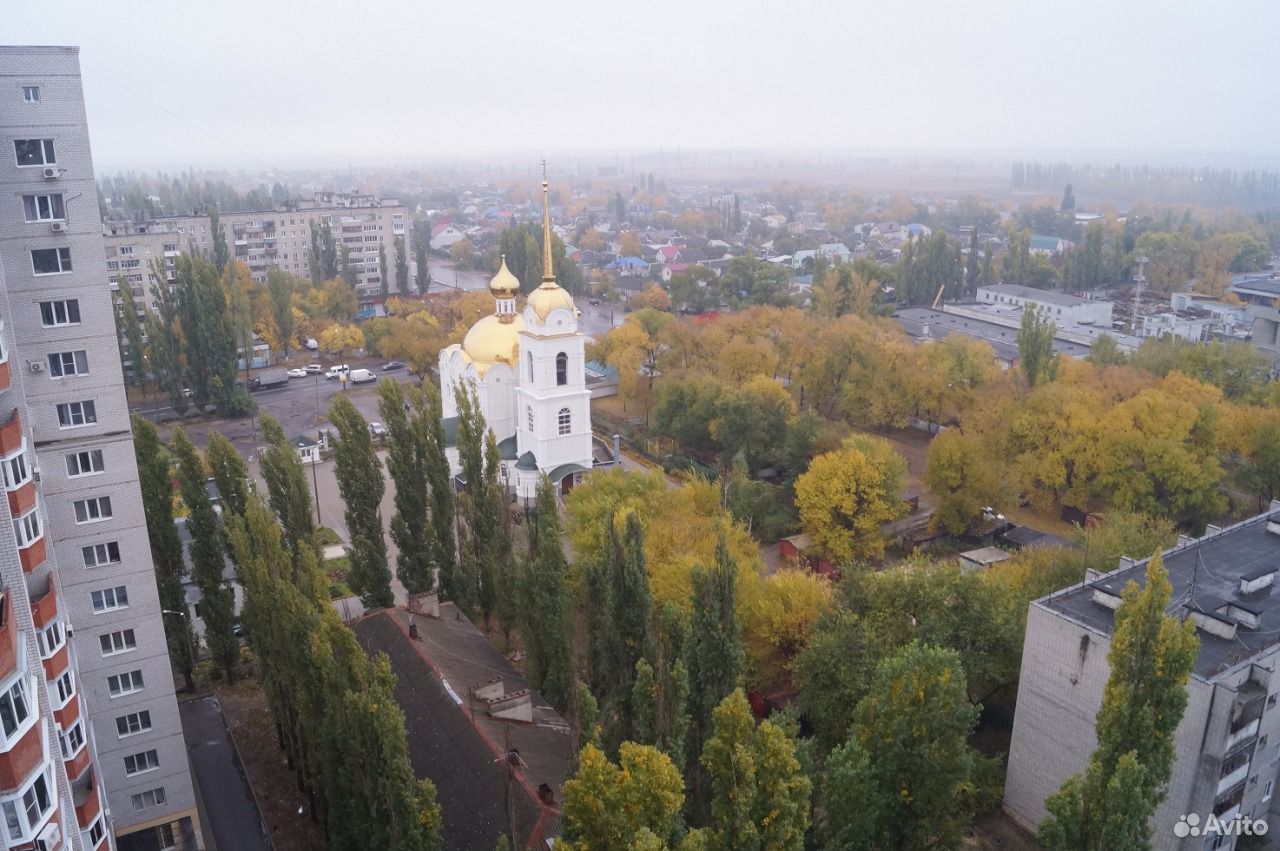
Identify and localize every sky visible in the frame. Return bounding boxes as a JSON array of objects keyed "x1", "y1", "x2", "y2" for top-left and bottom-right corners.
[{"x1": 9, "y1": 0, "x2": 1280, "y2": 172}]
